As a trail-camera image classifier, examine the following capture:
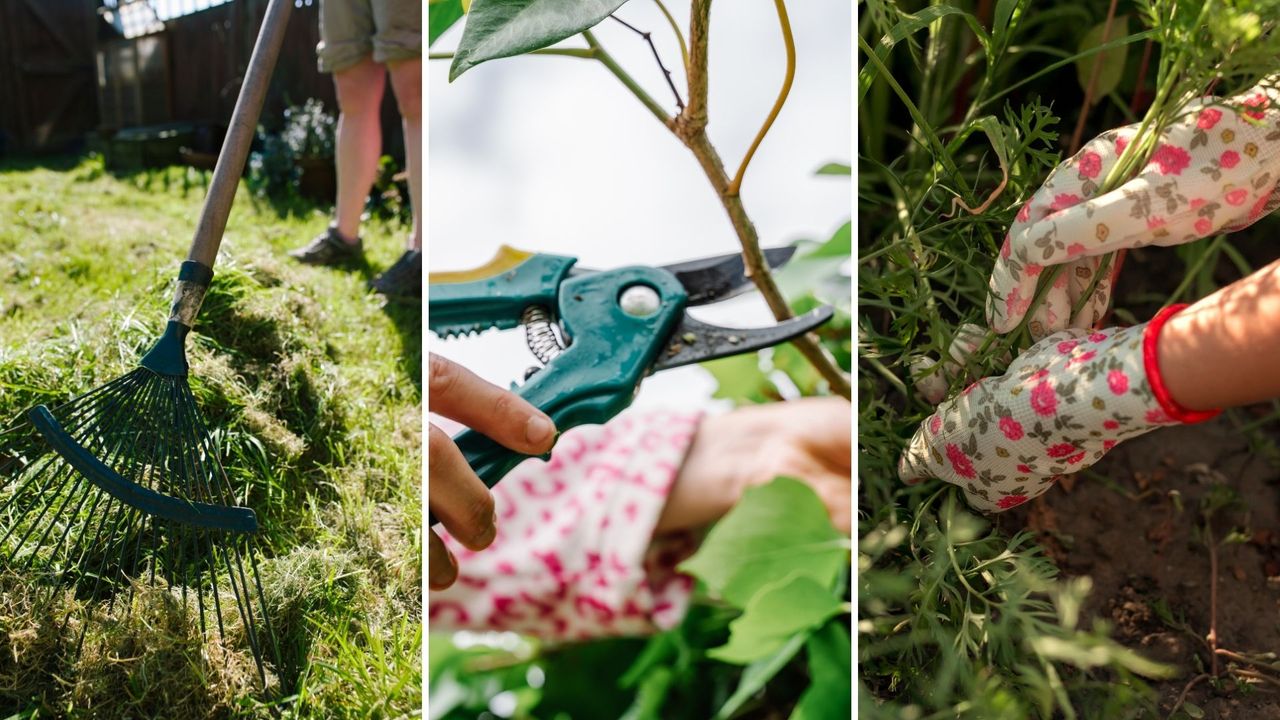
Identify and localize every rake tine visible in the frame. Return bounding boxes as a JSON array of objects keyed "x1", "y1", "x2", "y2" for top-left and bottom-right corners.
[
  {"x1": 50, "y1": 483, "x2": 111, "y2": 602},
  {"x1": 182, "y1": 386, "x2": 279, "y2": 677},
  {"x1": 18, "y1": 464, "x2": 87, "y2": 573},
  {"x1": 177, "y1": 391, "x2": 262, "y2": 669},
  {"x1": 53, "y1": 493, "x2": 105, "y2": 638},
  {"x1": 0, "y1": 452, "x2": 65, "y2": 553},
  {"x1": 170, "y1": 387, "x2": 214, "y2": 638},
  {"x1": 229, "y1": 537, "x2": 268, "y2": 686},
  {"x1": 105, "y1": 503, "x2": 146, "y2": 618},
  {"x1": 113, "y1": 371, "x2": 175, "y2": 614},
  {"x1": 247, "y1": 540, "x2": 280, "y2": 680},
  {"x1": 74, "y1": 505, "x2": 137, "y2": 656},
  {"x1": 2, "y1": 460, "x2": 78, "y2": 567},
  {"x1": 17, "y1": 382, "x2": 145, "y2": 568}
]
